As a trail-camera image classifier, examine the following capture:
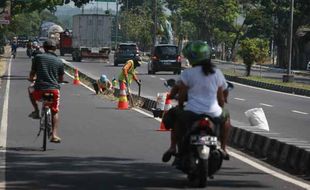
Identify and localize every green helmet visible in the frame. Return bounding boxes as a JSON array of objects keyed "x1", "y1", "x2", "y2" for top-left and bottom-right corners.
[{"x1": 182, "y1": 41, "x2": 211, "y2": 66}]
